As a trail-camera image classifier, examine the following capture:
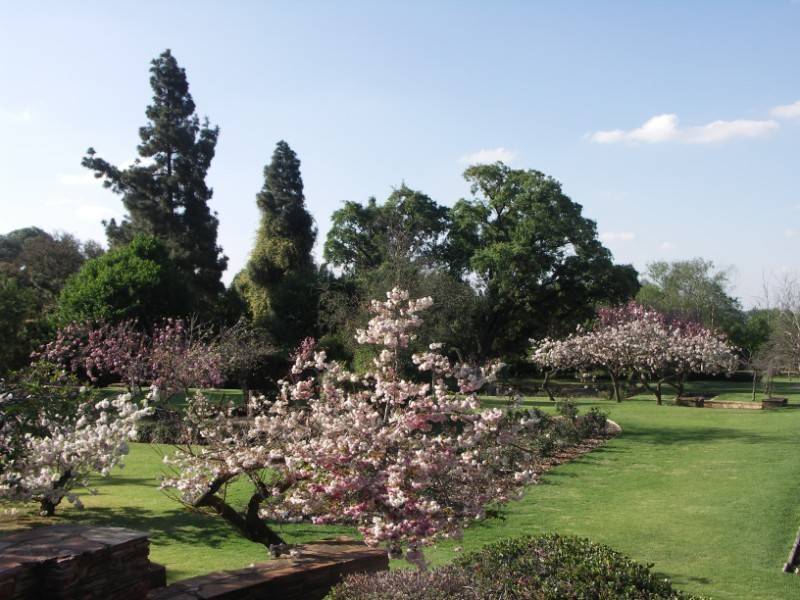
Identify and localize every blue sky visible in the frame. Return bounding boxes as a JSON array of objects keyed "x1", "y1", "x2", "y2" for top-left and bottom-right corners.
[{"x1": 1, "y1": 1, "x2": 799, "y2": 307}]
